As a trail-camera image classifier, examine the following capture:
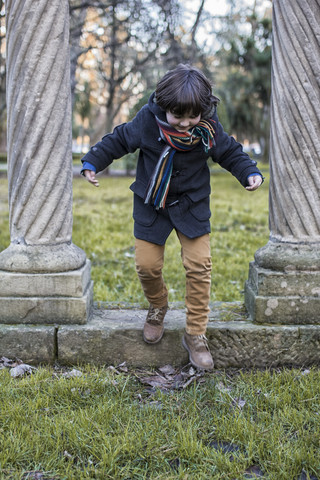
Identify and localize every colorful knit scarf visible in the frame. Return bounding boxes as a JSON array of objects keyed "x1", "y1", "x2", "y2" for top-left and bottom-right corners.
[{"x1": 144, "y1": 117, "x2": 216, "y2": 209}]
